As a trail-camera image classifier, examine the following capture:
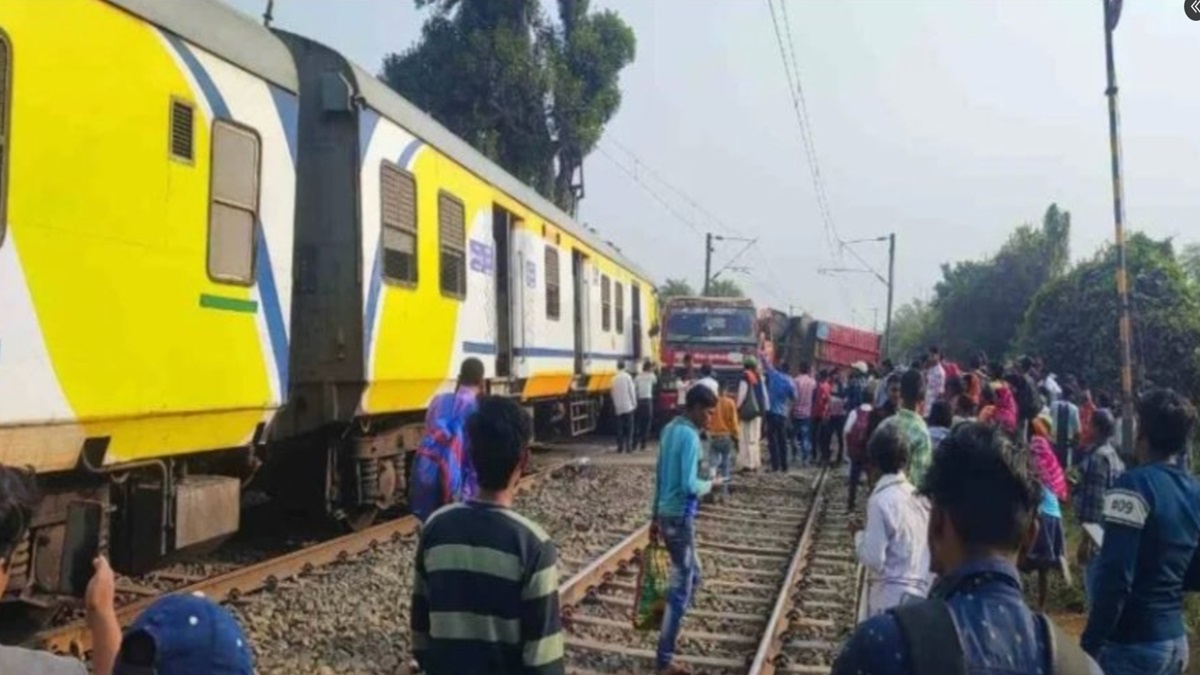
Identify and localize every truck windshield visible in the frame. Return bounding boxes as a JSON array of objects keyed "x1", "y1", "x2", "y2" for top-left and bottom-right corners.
[{"x1": 665, "y1": 307, "x2": 756, "y2": 343}]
